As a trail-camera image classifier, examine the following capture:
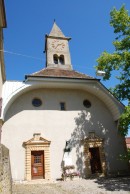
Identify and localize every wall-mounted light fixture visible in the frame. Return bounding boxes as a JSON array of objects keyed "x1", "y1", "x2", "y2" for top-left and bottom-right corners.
[{"x1": 64, "y1": 140, "x2": 71, "y2": 152}]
